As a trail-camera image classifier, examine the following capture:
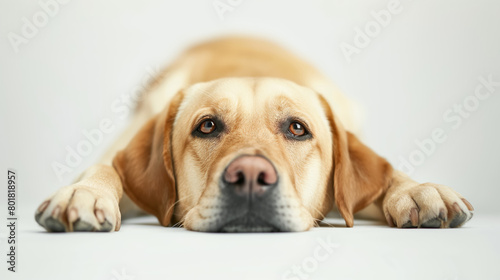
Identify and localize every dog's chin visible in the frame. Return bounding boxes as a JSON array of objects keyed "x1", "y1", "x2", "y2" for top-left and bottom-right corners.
[{"x1": 218, "y1": 213, "x2": 281, "y2": 233}]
